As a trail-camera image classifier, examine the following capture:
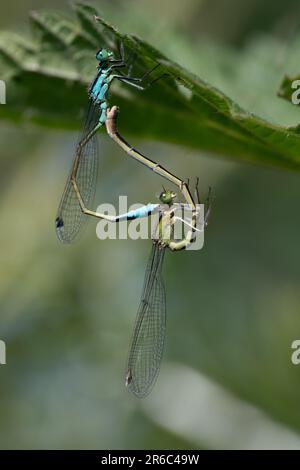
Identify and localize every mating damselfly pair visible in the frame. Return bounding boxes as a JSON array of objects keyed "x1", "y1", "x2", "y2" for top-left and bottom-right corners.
[{"x1": 55, "y1": 36, "x2": 210, "y2": 397}]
